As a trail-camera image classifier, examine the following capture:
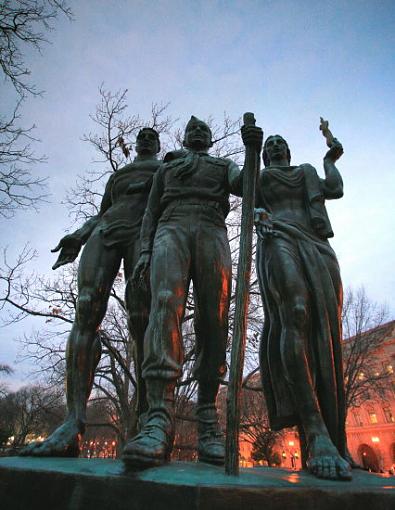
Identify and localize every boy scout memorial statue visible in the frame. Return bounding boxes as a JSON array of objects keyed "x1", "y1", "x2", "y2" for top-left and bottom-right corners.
[
  {"x1": 21, "y1": 128, "x2": 162, "y2": 457},
  {"x1": 254, "y1": 119, "x2": 352, "y2": 481},
  {"x1": 122, "y1": 115, "x2": 263, "y2": 468}
]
